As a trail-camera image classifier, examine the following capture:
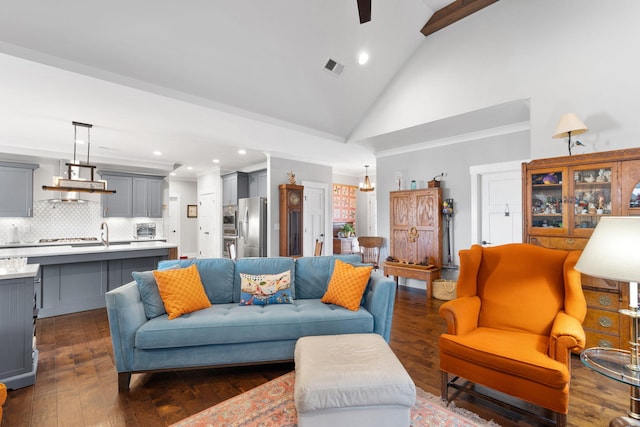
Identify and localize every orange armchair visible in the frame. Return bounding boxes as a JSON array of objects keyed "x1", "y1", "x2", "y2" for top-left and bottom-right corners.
[{"x1": 439, "y1": 244, "x2": 586, "y2": 427}]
